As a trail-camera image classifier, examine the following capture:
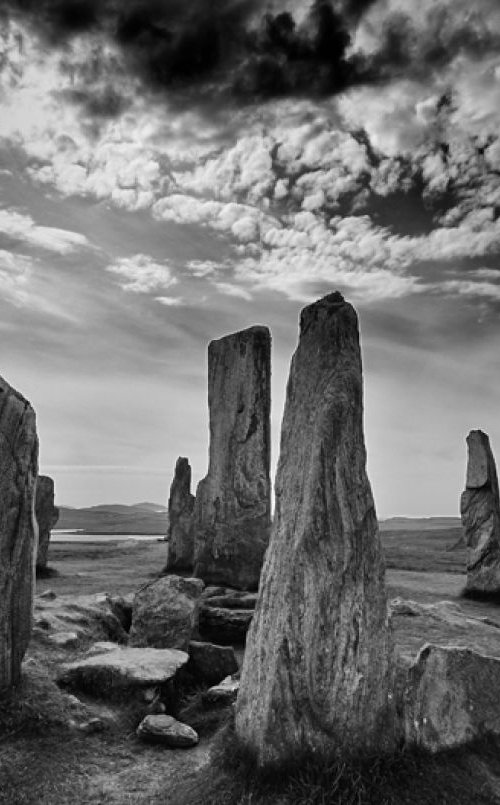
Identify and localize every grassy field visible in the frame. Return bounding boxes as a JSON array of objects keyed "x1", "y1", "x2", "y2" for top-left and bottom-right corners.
[{"x1": 4, "y1": 527, "x2": 500, "y2": 804}]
